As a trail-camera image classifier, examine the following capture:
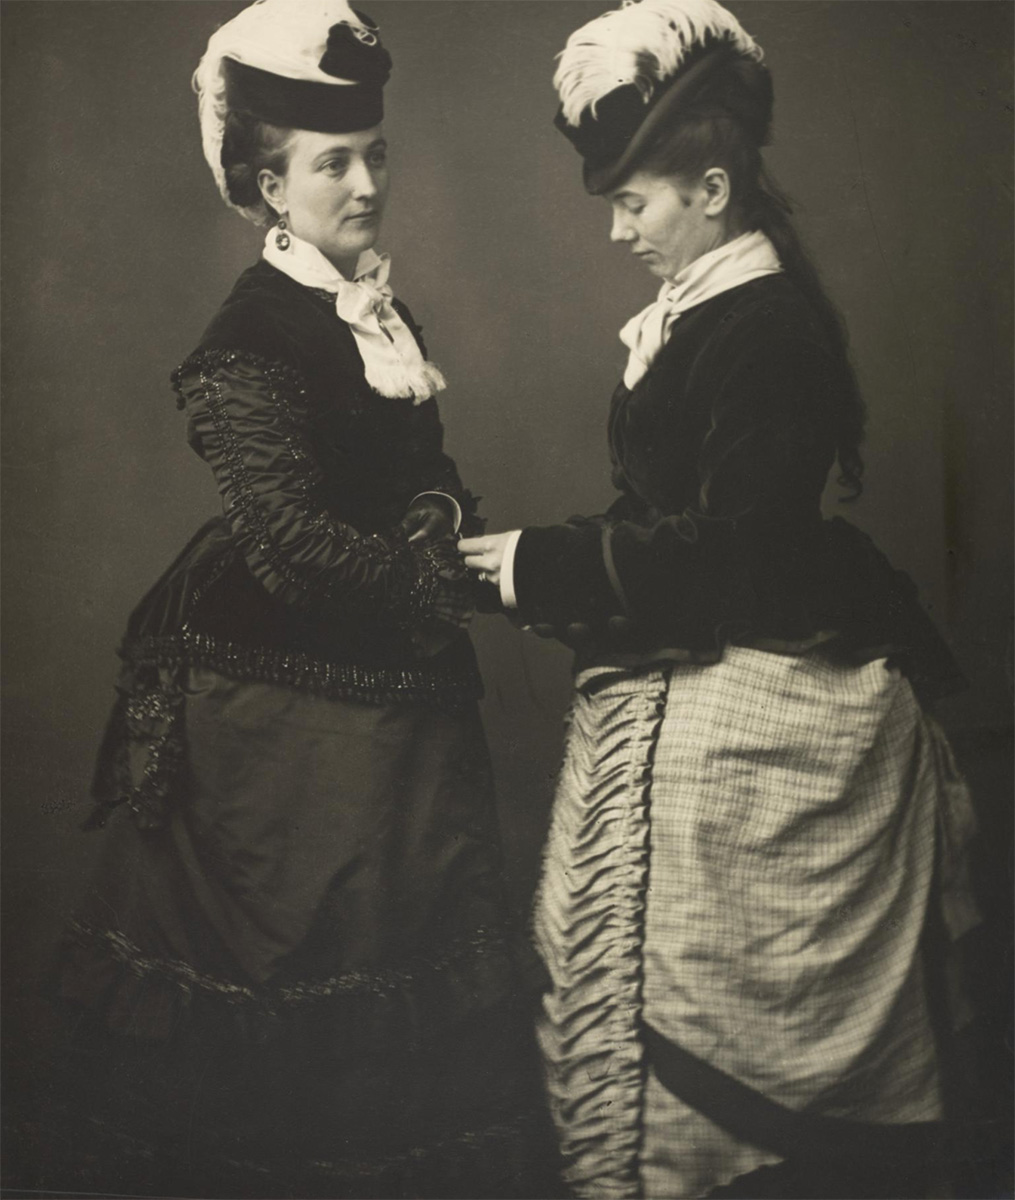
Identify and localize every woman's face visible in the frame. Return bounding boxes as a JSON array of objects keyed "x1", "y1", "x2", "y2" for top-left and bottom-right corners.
[
  {"x1": 606, "y1": 169, "x2": 729, "y2": 281},
  {"x1": 260, "y1": 126, "x2": 390, "y2": 276}
]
